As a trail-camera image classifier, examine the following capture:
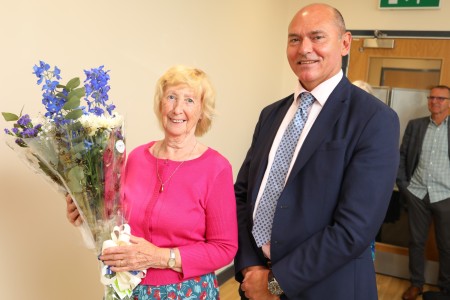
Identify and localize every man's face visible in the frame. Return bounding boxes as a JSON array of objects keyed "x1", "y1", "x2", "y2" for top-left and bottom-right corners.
[
  {"x1": 286, "y1": 5, "x2": 351, "y2": 91},
  {"x1": 428, "y1": 87, "x2": 450, "y2": 116}
]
